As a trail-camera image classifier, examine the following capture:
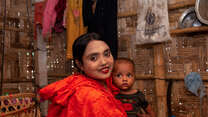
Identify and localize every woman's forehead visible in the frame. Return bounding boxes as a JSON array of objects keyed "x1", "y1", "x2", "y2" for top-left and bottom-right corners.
[{"x1": 84, "y1": 40, "x2": 109, "y2": 54}]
